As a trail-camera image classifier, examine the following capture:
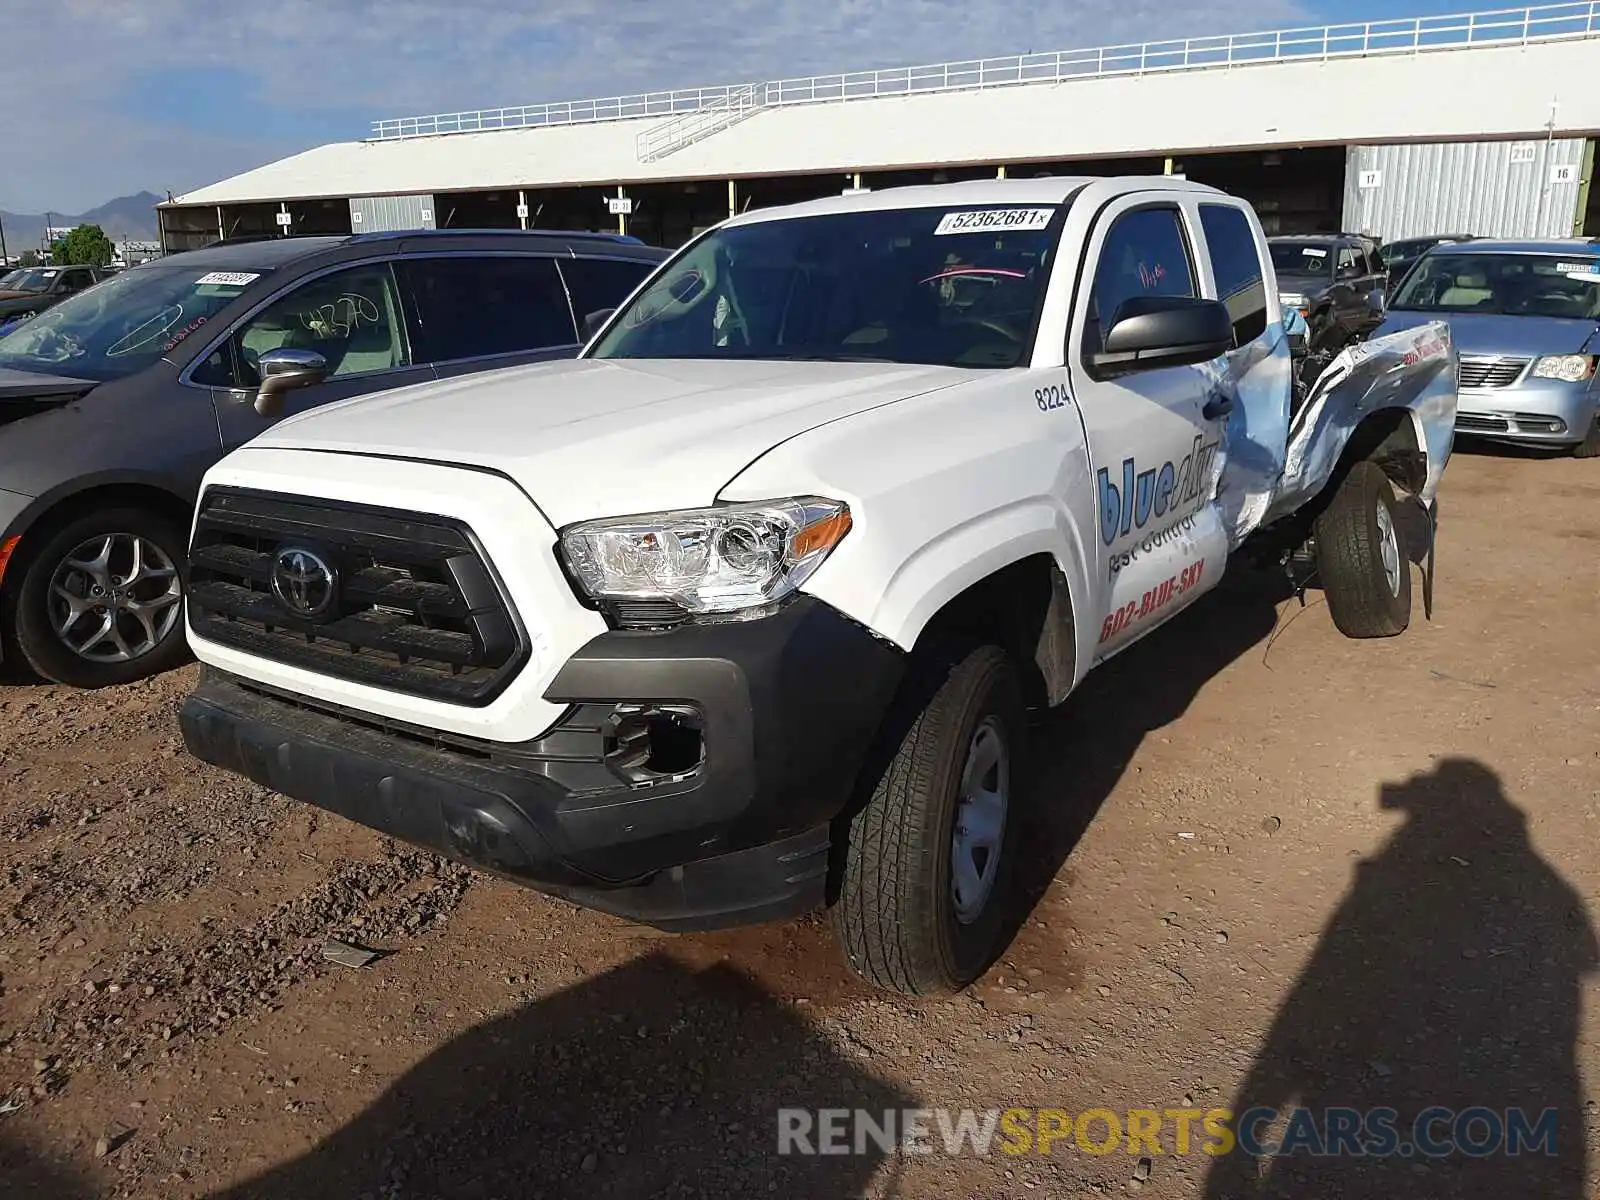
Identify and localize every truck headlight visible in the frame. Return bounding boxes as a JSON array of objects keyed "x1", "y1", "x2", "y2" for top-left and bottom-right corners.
[
  {"x1": 561, "y1": 498, "x2": 852, "y2": 617},
  {"x1": 1531, "y1": 355, "x2": 1597, "y2": 382},
  {"x1": 1278, "y1": 293, "x2": 1309, "y2": 314}
]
